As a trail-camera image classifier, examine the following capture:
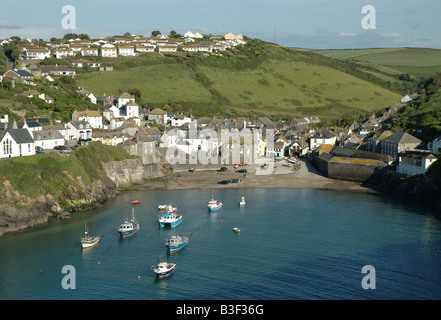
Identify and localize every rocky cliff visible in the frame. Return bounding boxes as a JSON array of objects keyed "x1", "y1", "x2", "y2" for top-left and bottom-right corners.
[{"x1": 0, "y1": 154, "x2": 163, "y2": 236}]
